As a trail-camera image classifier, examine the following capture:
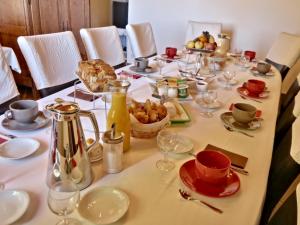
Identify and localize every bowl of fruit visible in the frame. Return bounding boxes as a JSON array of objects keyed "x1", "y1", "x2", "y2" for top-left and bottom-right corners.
[{"x1": 186, "y1": 31, "x2": 217, "y2": 53}]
